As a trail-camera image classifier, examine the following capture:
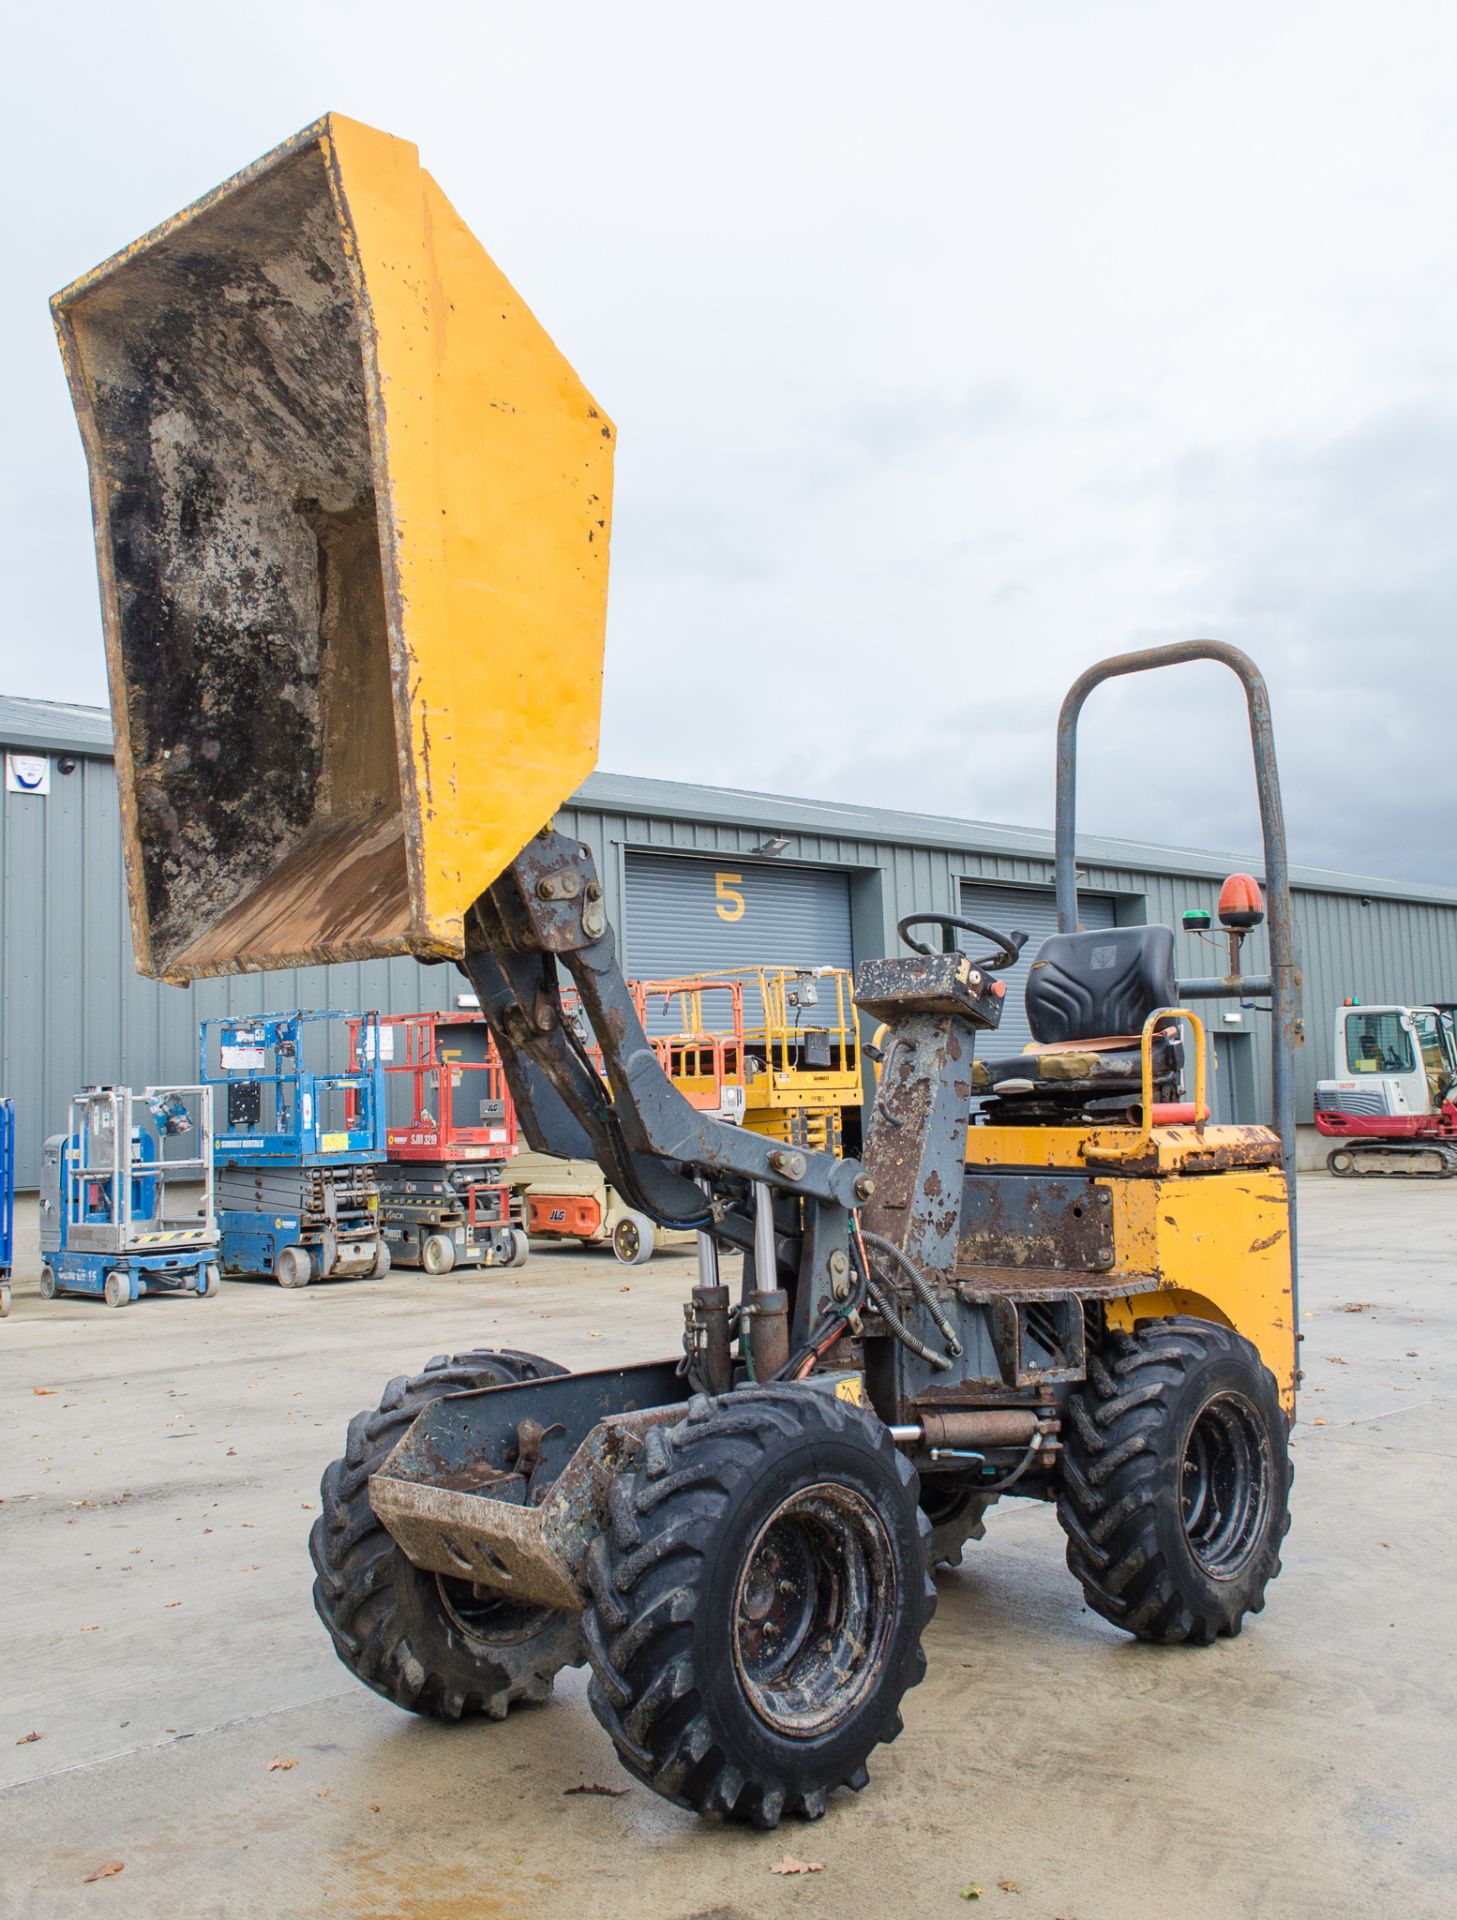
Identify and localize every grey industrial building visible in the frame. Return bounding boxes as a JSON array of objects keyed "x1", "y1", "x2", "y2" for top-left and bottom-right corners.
[{"x1": 4, "y1": 693, "x2": 1455, "y2": 1185}]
